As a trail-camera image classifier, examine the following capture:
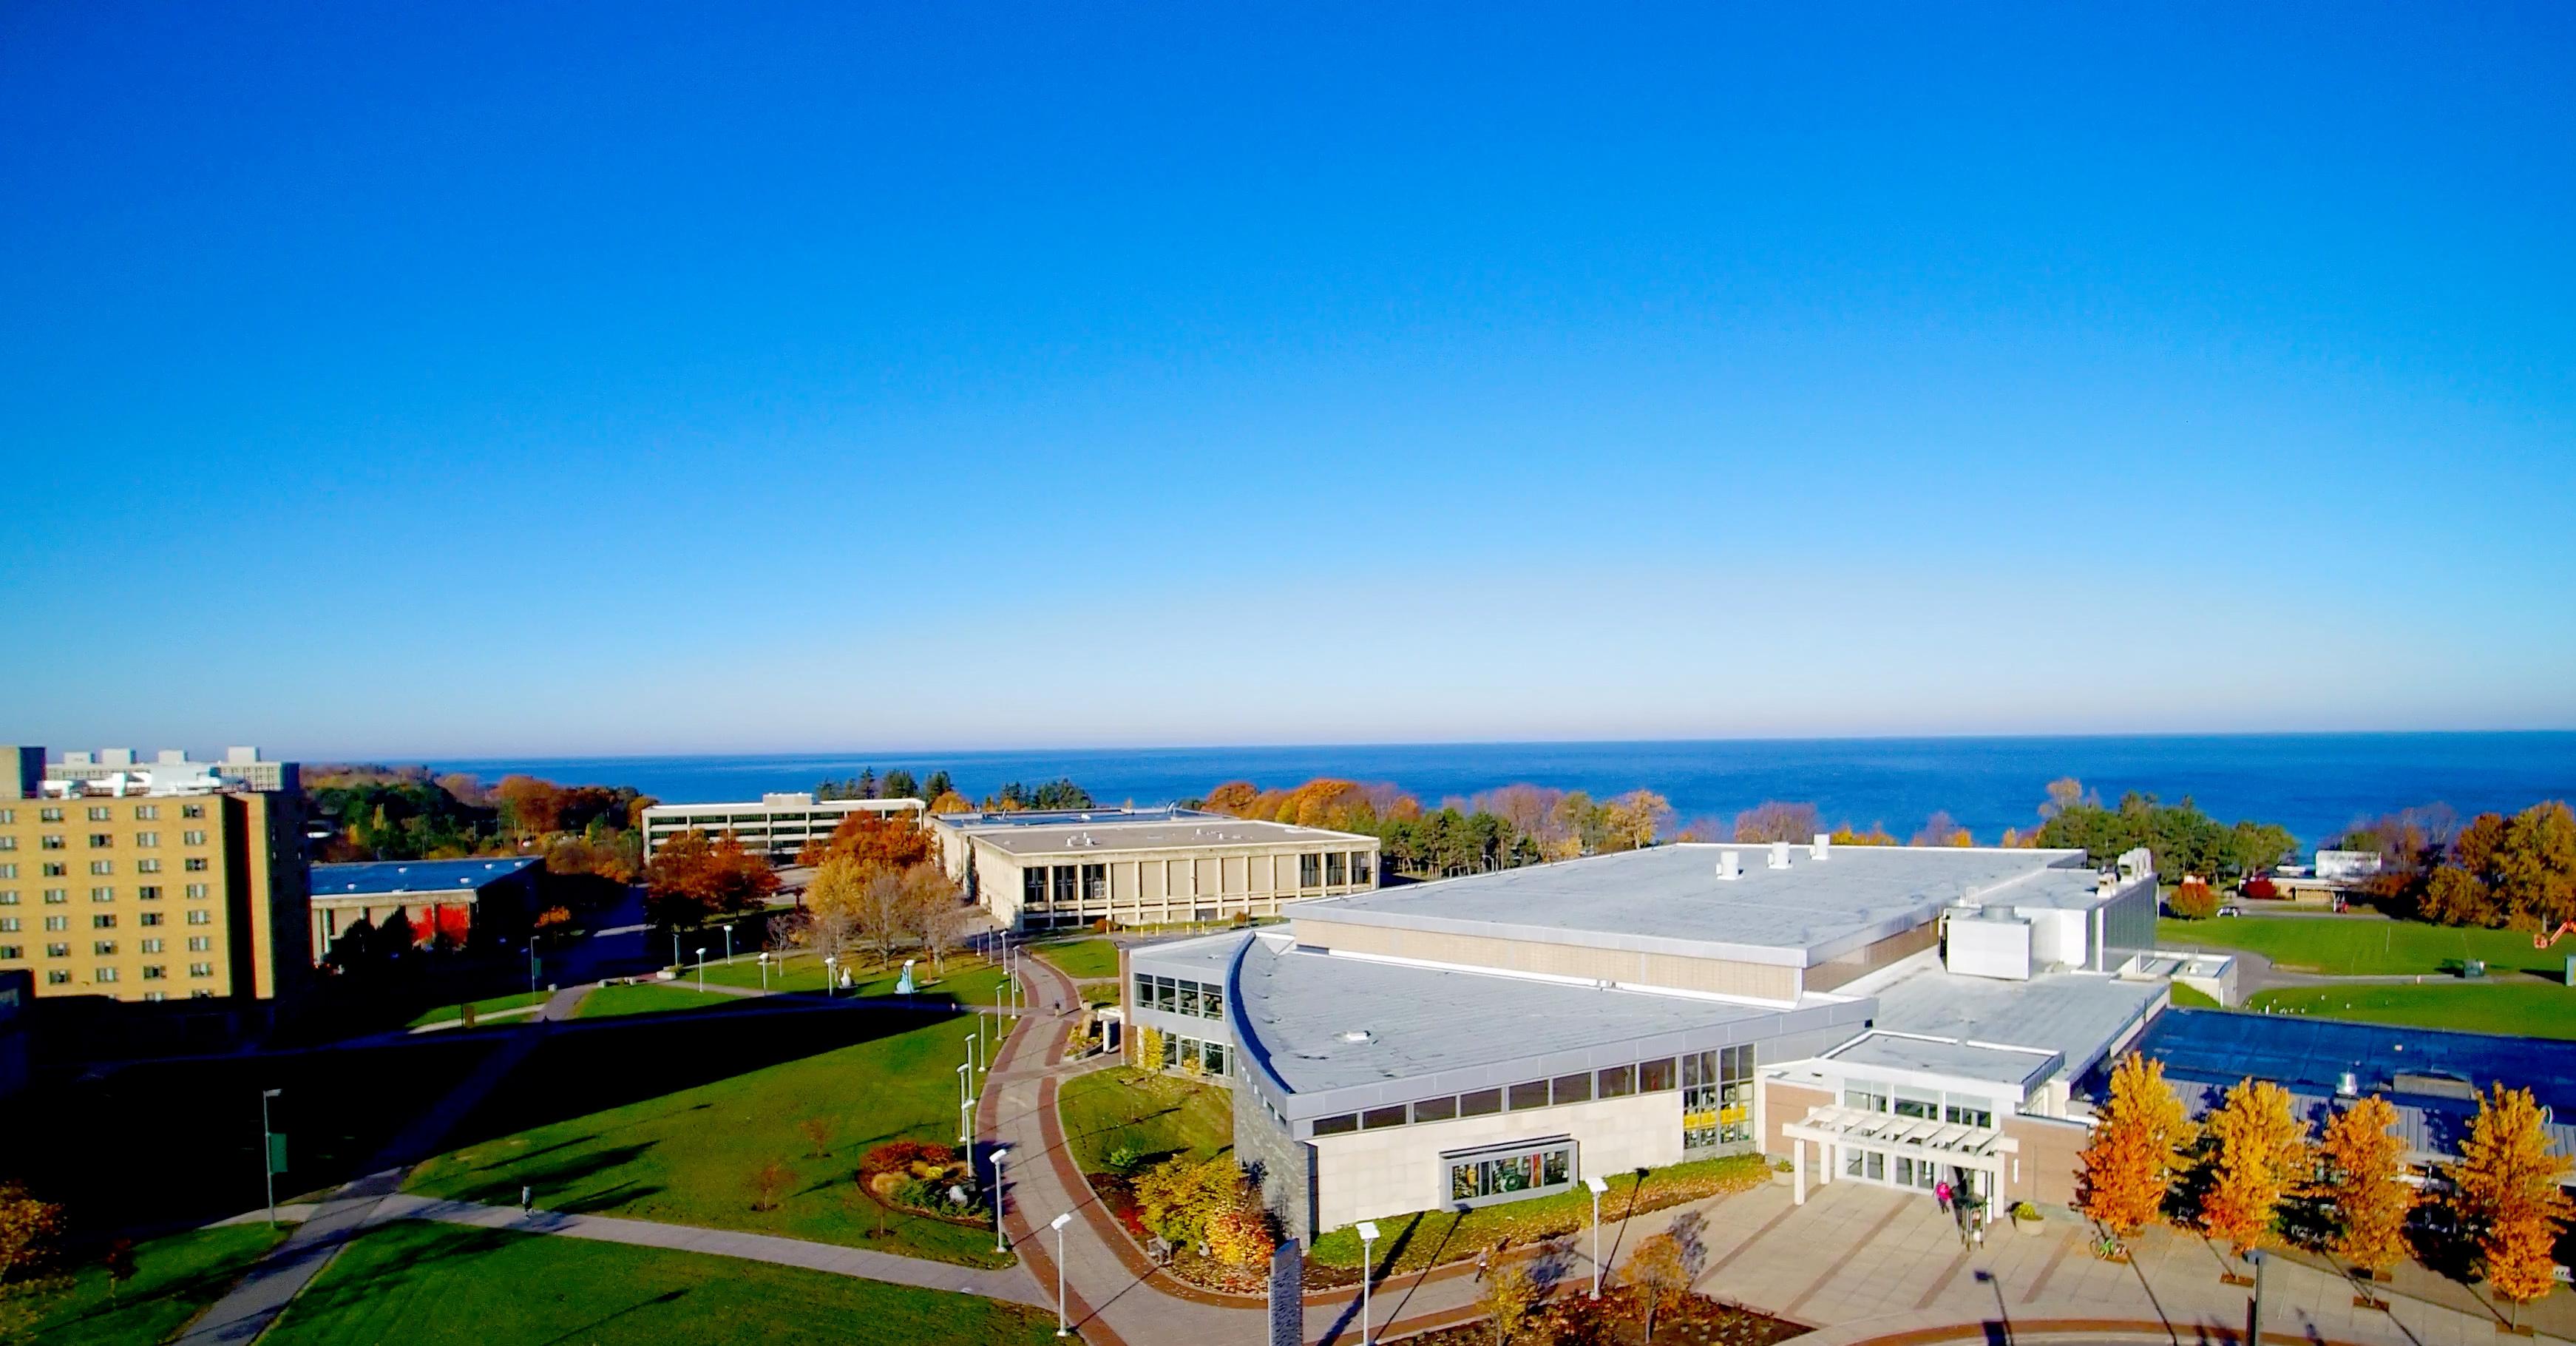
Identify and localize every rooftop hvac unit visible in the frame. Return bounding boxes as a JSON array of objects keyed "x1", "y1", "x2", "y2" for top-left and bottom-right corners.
[
  {"x1": 1715, "y1": 850, "x2": 1743, "y2": 881},
  {"x1": 1768, "y1": 842, "x2": 1791, "y2": 869}
]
